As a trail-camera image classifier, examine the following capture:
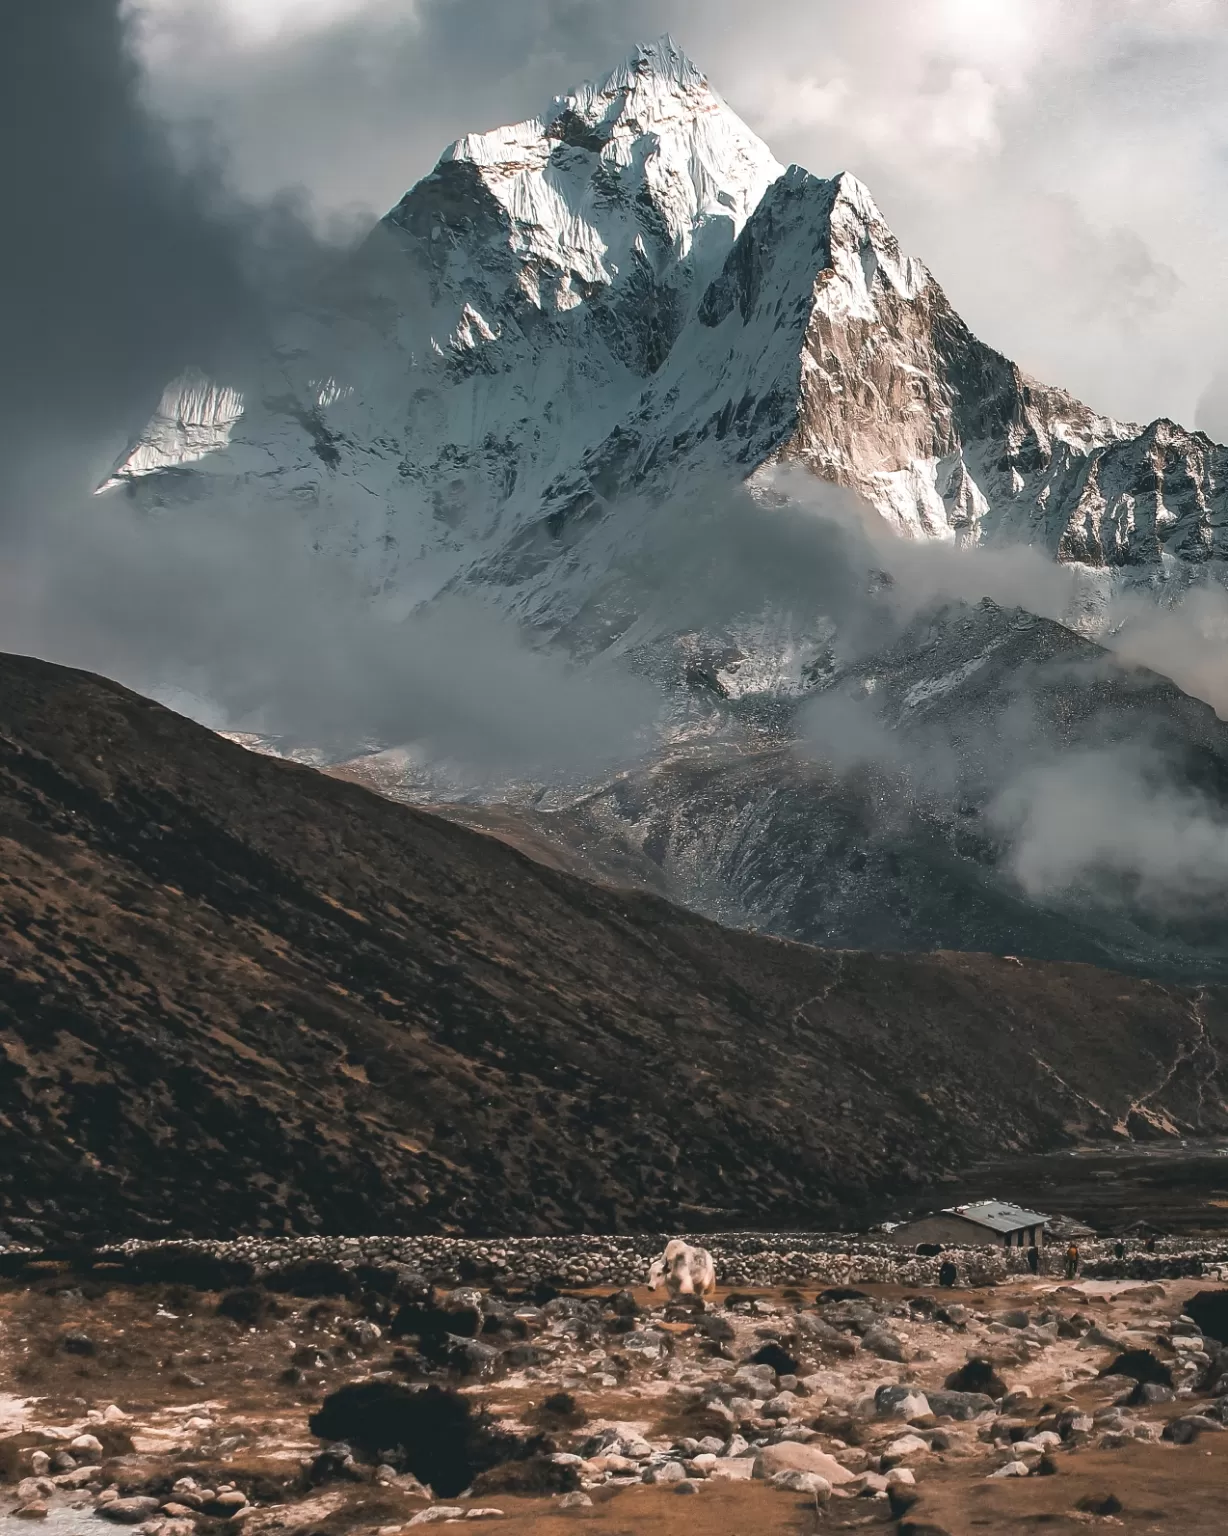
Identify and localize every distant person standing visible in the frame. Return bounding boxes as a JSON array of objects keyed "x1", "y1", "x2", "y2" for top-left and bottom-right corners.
[
  {"x1": 1027, "y1": 1243, "x2": 1040, "y2": 1275},
  {"x1": 1145, "y1": 1234, "x2": 1157, "y2": 1253},
  {"x1": 1064, "y1": 1243, "x2": 1080, "y2": 1280},
  {"x1": 1114, "y1": 1239, "x2": 1126, "y2": 1260},
  {"x1": 938, "y1": 1259, "x2": 958, "y2": 1288}
]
